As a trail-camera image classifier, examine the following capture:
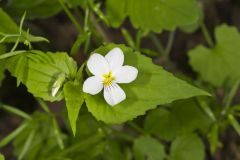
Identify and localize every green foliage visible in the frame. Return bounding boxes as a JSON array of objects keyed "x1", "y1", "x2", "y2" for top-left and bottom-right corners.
[
  {"x1": 13, "y1": 112, "x2": 64, "y2": 160},
  {"x1": 106, "y1": 0, "x2": 127, "y2": 28},
  {"x1": 1, "y1": 1, "x2": 240, "y2": 160},
  {"x1": 0, "y1": 9, "x2": 48, "y2": 43},
  {"x1": 189, "y1": 24, "x2": 240, "y2": 87},
  {"x1": 144, "y1": 99, "x2": 213, "y2": 140},
  {"x1": 128, "y1": 0, "x2": 200, "y2": 32},
  {"x1": 133, "y1": 136, "x2": 165, "y2": 160},
  {"x1": 102, "y1": 140, "x2": 126, "y2": 160},
  {"x1": 179, "y1": 4, "x2": 204, "y2": 33},
  {"x1": 67, "y1": 0, "x2": 88, "y2": 8},
  {"x1": 12, "y1": 111, "x2": 106, "y2": 160},
  {"x1": 85, "y1": 44, "x2": 210, "y2": 124},
  {"x1": 170, "y1": 134, "x2": 205, "y2": 160},
  {"x1": 0, "y1": 44, "x2": 6, "y2": 86},
  {"x1": 3, "y1": 0, "x2": 62, "y2": 19},
  {"x1": 106, "y1": 0, "x2": 201, "y2": 32},
  {"x1": 63, "y1": 81, "x2": 84, "y2": 135},
  {"x1": 5, "y1": 50, "x2": 77, "y2": 101},
  {"x1": 0, "y1": 154, "x2": 4, "y2": 160}
]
